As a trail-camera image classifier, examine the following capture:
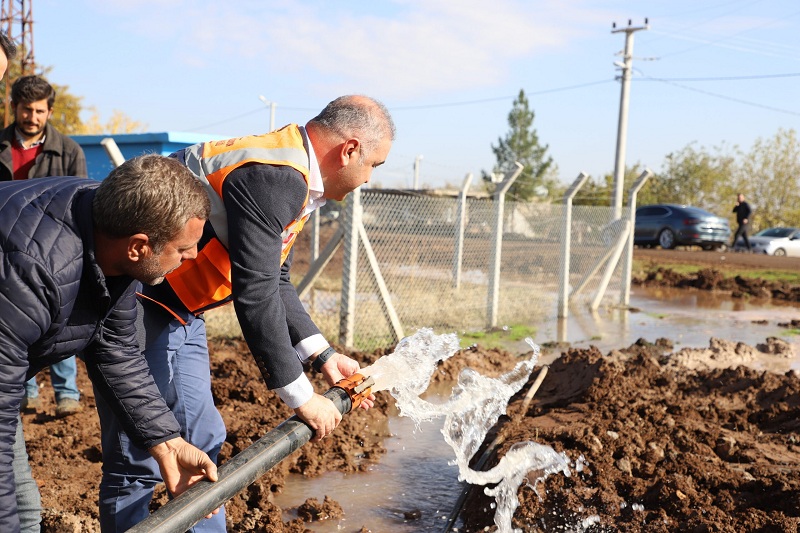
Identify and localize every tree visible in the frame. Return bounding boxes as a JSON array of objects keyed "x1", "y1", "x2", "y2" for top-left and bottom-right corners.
[
  {"x1": 49, "y1": 83, "x2": 85, "y2": 135},
  {"x1": 0, "y1": 54, "x2": 144, "y2": 135},
  {"x1": 484, "y1": 89, "x2": 555, "y2": 201},
  {"x1": 0, "y1": 53, "x2": 85, "y2": 133},
  {"x1": 738, "y1": 128, "x2": 800, "y2": 229},
  {"x1": 80, "y1": 108, "x2": 147, "y2": 134},
  {"x1": 572, "y1": 175, "x2": 612, "y2": 207},
  {"x1": 572, "y1": 163, "x2": 646, "y2": 207},
  {"x1": 641, "y1": 143, "x2": 736, "y2": 211}
]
